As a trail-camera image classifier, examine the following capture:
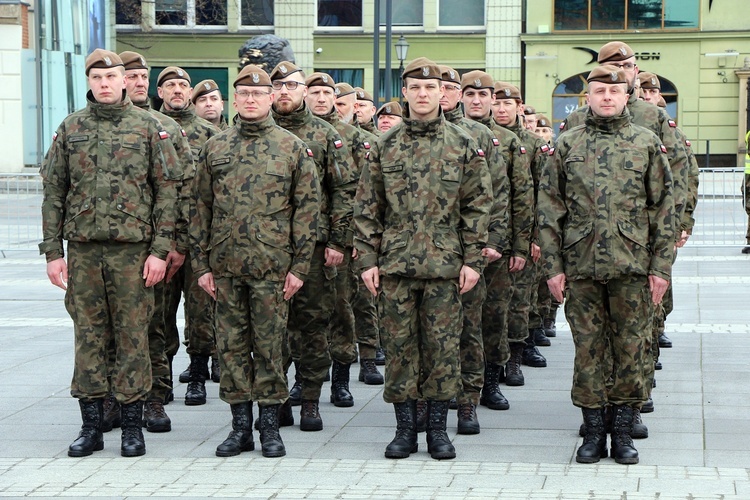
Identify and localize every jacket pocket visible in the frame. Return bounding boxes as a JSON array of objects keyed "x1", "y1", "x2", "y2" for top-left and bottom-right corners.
[
  {"x1": 63, "y1": 198, "x2": 94, "y2": 240},
  {"x1": 563, "y1": 218, "x2": 592, "y2": 250}
]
